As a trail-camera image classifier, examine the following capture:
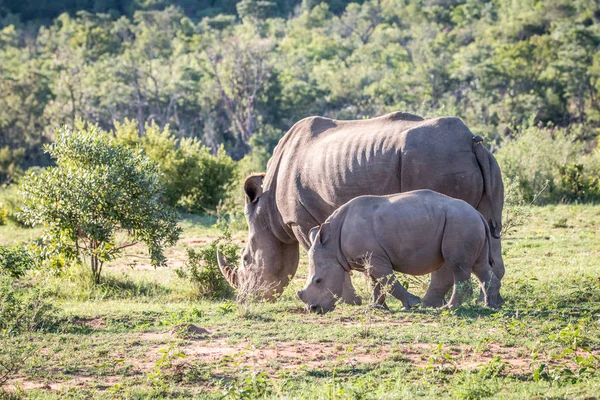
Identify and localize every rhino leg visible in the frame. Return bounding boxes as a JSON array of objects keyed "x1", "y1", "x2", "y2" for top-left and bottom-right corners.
[
  {"x1": 369, "y1": 263, "x2": 420, "y2": 310},
  {"x1": 422, "y1": 267, "x2": 453, "y2": 308},
  {"x1": 475, "y1": 236, "x2": 505, "y2": 305},
  {"x1": 490, "y1": 236, "x2": 505, "y2": 305},
  {"x1": 472, "y1": 252, "x2": 502, "y2": 309},
  {"x1": 444, "y1": 265, "x2": 473, "y2": 309},
  {"x1": 341, "y1": 272, "x2": 362, "y2": 305}
]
